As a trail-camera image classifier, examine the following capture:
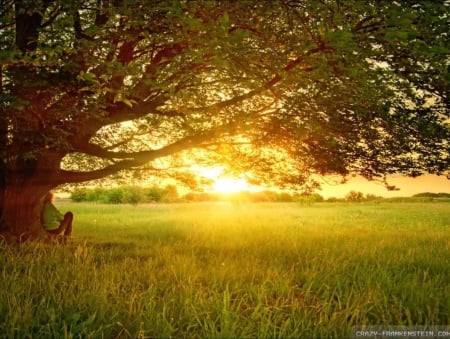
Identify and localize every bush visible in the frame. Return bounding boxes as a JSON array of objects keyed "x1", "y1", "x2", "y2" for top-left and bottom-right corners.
[
  {"x1": 70, "y1": 185, "x2": 181, "y2": 204},
  {"x1": 70, "y1": 188, "x2": 106, "y2": 202},
  {"x1": 122, "y1": 186, "x2": 145, "y2": 205},
  {"x1": 104, "y1": 187, "x2": 124, "y2": 204},
  {"x1": 145, "y1": 186, "x2": 166, "y2": 202},
  {"x1": 297, "y1": 193, "x2": 324, "y2": 205},
  {"x1": 86, "y1": 188, "x2": 106, "y2": 202},
  {"x1": 71, "y1": 188, "x2": 89, "y2": 202}
]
